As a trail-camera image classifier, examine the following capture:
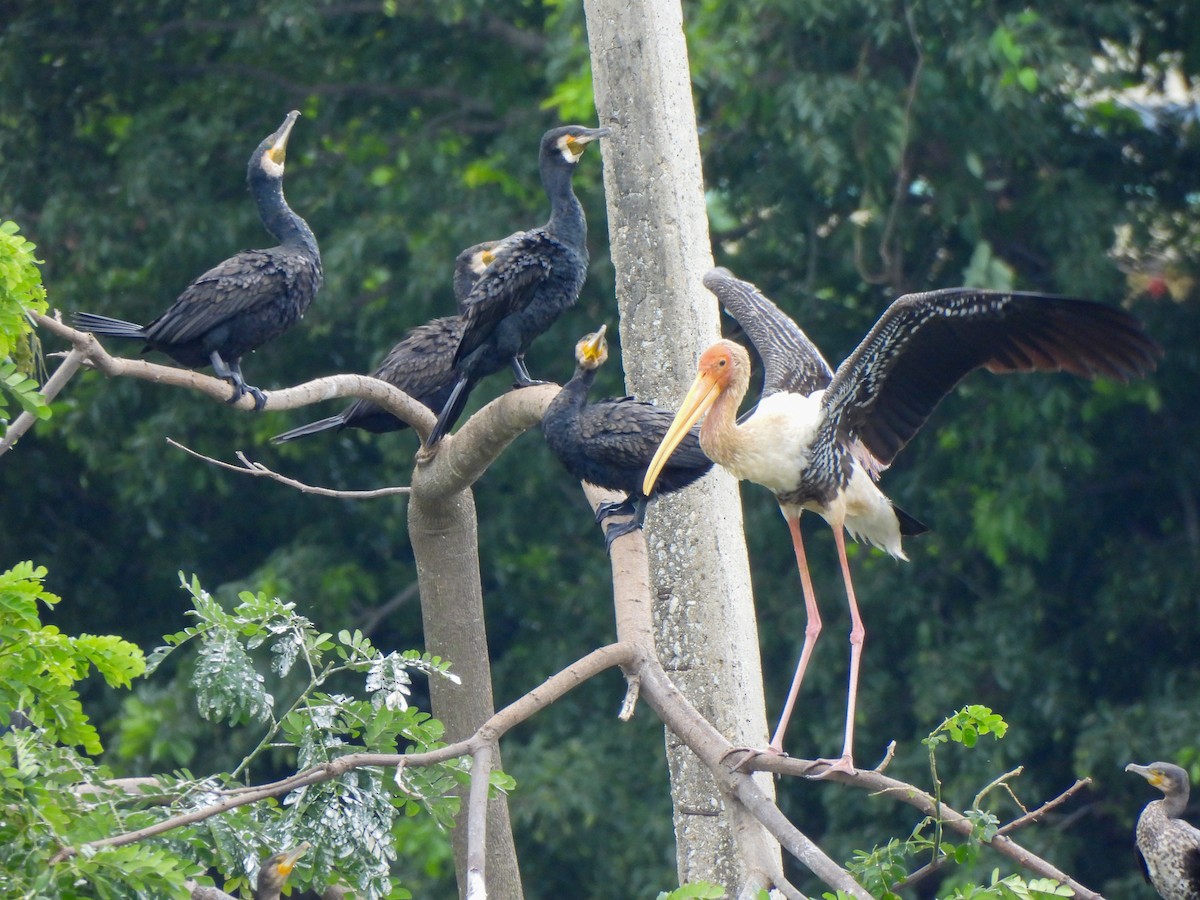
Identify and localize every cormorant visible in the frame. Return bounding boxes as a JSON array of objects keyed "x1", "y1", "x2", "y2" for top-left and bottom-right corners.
[
  {"x1": 1127, "y1": 761, "x2": 1200, "y2": 899},
  {"x1": 425, "y1": 124, "x2": 609, "y2": 446},
  {"x1": 542, "y1": 326, "x2": 712, "y2": 549},
  {"x1": 73, "y1": 110, "x2": 322, "y2": 410},
  {"x1": 270, "y1": 239, "x2": 504, "y2": 443},
  {"x1": 254, "y1": 842, "x2": 310, "y2": 900},
  {"x1": 644, "y1": 267, "x2": 1160, "y2": 771}
]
